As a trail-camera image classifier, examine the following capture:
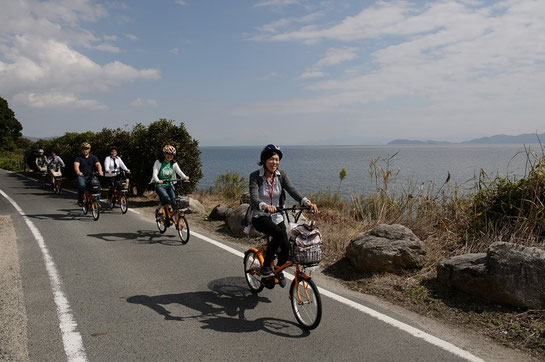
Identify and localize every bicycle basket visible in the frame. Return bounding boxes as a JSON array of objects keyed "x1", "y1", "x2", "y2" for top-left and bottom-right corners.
[
  {"x1": 290, "y1": 223, "x2": 323, "y2": 266},
  {"x1": 87, "y1": 176, "x2": 101, "y2": 193},
  {"x1": 176, "y1": 196, "x2": 190, "y2": 209}
]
